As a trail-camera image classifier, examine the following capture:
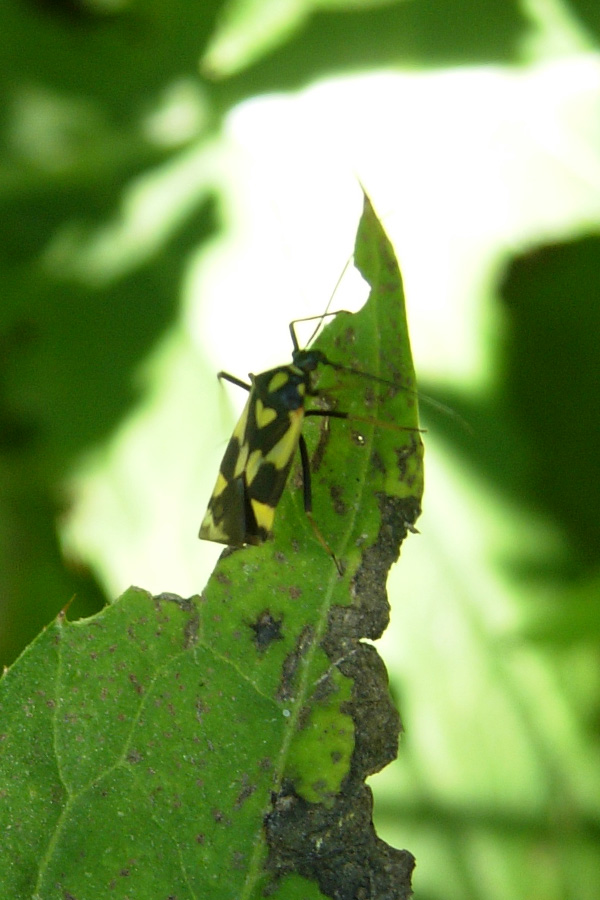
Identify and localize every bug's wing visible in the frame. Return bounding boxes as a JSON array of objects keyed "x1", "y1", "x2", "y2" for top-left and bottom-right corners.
[
  {"x1": 241, "y1": 405, "x2": 305, "y2": 542},
  {"x1": 199, "y1": 378, "x2": 306, "y2": 547},
  {"x1": 199, "y1": 475, "x2": 249, "y2": 546},
  {"x1": 199, "y1": 394, "x2": 253, "y2": 546}
]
